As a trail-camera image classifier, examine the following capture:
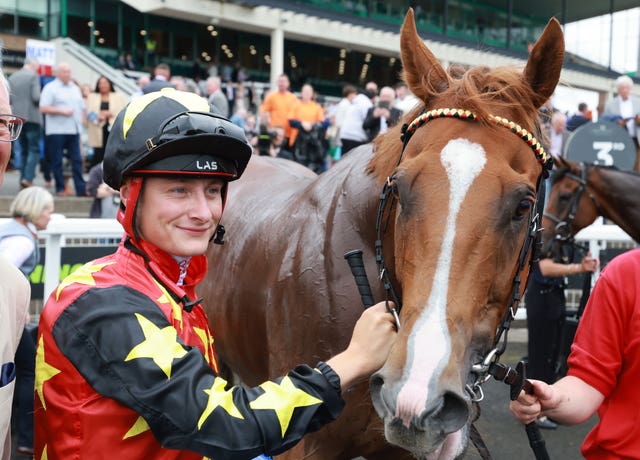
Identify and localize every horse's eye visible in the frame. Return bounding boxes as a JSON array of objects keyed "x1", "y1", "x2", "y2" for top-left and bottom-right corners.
[
  {"x1": 514, "y1": 199, "x2": 533, "y2": 220},
  {"x1": 558, "y1": 192, "x2": 572, "y2": 203}
]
